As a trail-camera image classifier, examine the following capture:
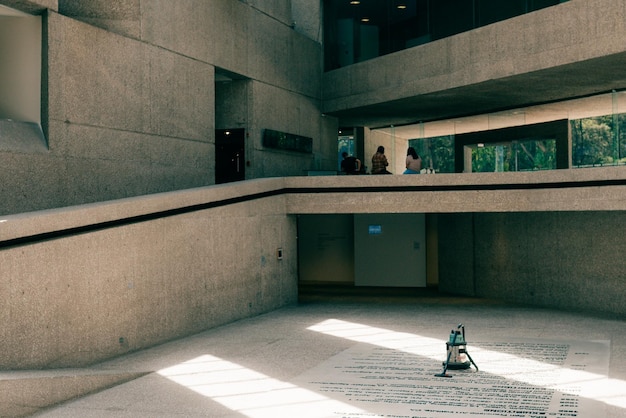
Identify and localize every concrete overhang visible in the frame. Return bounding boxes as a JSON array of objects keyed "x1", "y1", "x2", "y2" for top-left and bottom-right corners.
[{"x1": 322, "y1": 51, "x2": 626, "y2": 131}]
